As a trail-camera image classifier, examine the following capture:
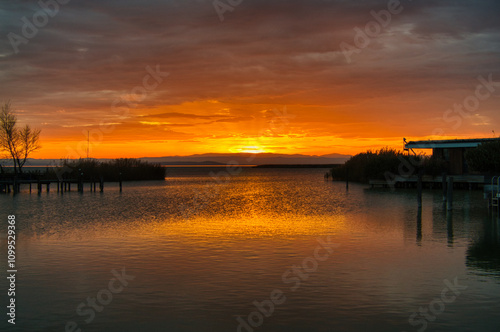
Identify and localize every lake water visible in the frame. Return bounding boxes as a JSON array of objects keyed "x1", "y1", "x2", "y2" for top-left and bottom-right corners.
[{"x1": 1, "y1": 167, "x2": 499, "y2": 332}]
